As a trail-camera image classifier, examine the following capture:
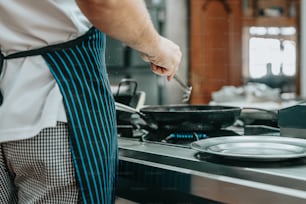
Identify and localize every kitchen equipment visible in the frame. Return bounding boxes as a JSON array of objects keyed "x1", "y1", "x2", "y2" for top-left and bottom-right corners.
[
  {"x1": 191, "y1": 136, "x2": 306, "y2": 161},
  {"x1": 116, "y1": 101, "x2": 306, "y2": 203},
  {"x1": 113, "y1": 79, "x2": 145, "y2": 109},
  {"x1": 240, "y1": 107, "x2": 278, "y2": 121},
  {"x1": 173, "y1": 74, "x2": 192, "y2": 102},
  {"x1": 114, "y1": 79, "x2": 138, "y2": 104},
  {"x1": 278, "y1": 102, "x2": 306, "y2": 138},
  {"x1": 116, "y1": 102, "x2": 241, "y2": 132},
  {"x1": 239, "y1": 107, "x2": 278, "y2": 127},
  {"x1": 140, "y1": 104, "x2": 241, "y2": 132},
  {"x1": 115, "y1": 102, "x2": 158, "y2": 130}
]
